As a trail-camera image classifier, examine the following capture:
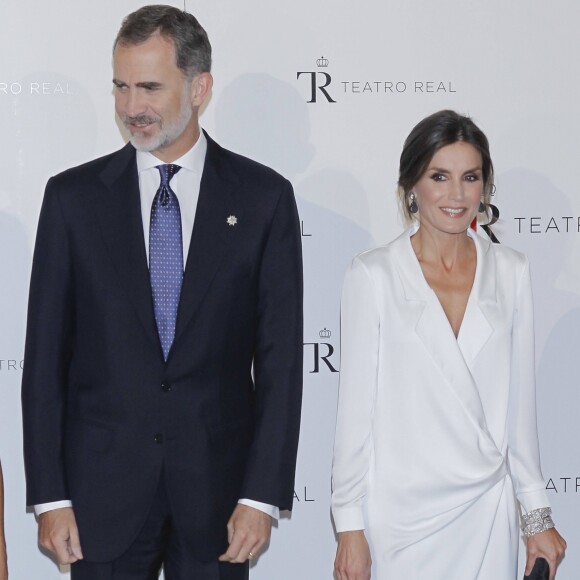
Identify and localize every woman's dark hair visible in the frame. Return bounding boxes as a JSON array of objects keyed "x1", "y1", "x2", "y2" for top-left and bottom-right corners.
[{"x1": 398, "y1": 110, "x2": 494, "y2": 222}]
